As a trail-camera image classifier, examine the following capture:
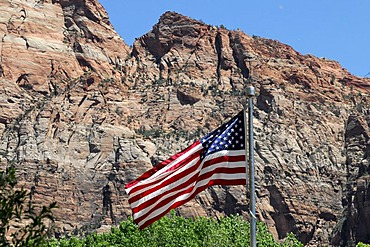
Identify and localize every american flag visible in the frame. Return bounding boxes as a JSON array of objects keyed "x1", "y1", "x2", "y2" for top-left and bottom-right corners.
[{"x1": 125, "y1": 111, "x2": 246, "y2": 229}]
